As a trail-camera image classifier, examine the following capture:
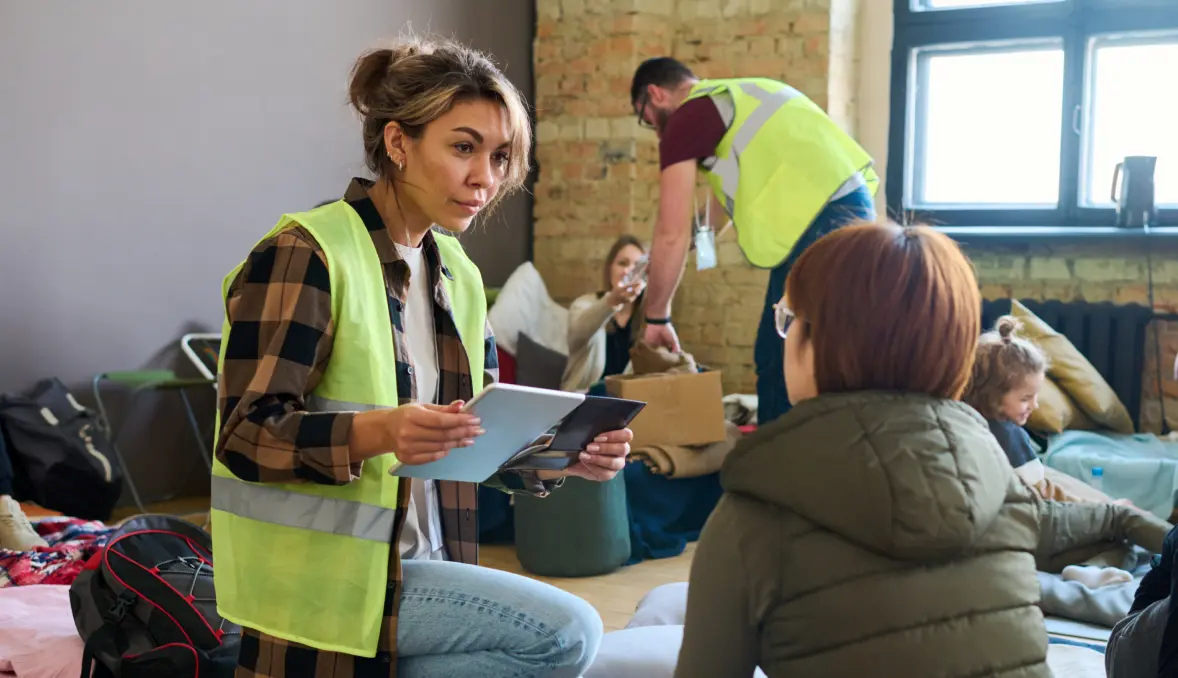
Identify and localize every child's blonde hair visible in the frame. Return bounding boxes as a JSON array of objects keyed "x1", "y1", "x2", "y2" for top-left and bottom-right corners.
[{"x1": 962, "y1": 315, "x2": 1049, "y2": 420}]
